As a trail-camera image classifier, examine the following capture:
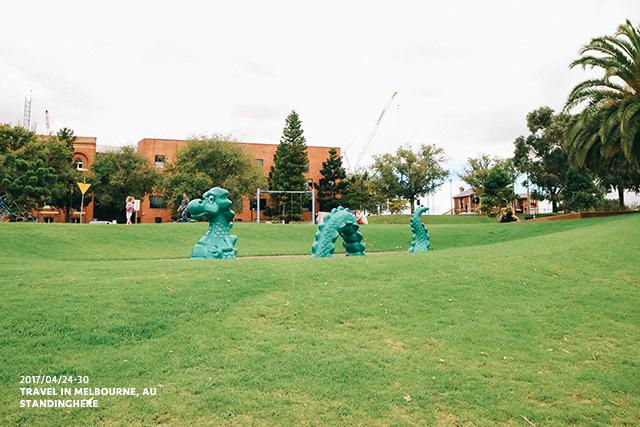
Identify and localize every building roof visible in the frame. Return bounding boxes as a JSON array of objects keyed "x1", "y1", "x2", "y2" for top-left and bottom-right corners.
[{"x1": 453, "y1": 188, "x2": 475, "y2": 198}]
